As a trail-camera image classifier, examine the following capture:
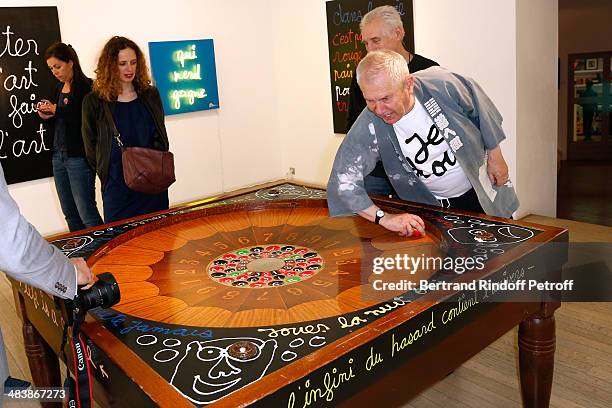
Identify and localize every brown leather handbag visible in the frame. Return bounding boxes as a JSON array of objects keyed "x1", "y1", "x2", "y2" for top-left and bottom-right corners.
[{"x1": 103, "y1": 103, "x2": 175, "y2": 194}]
